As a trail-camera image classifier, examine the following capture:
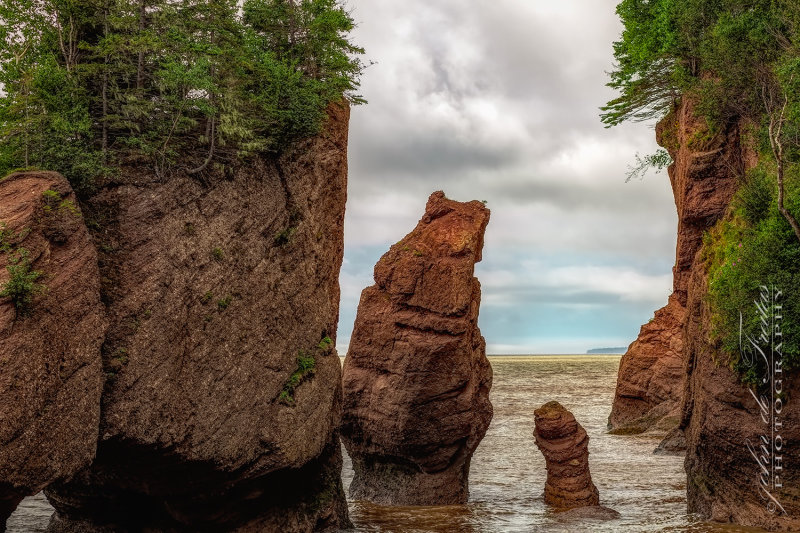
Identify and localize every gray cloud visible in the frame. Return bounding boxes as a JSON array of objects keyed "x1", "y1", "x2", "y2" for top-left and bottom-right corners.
[{"x1": 338, "y1": 0, "x2": 677, "y2": 354}]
